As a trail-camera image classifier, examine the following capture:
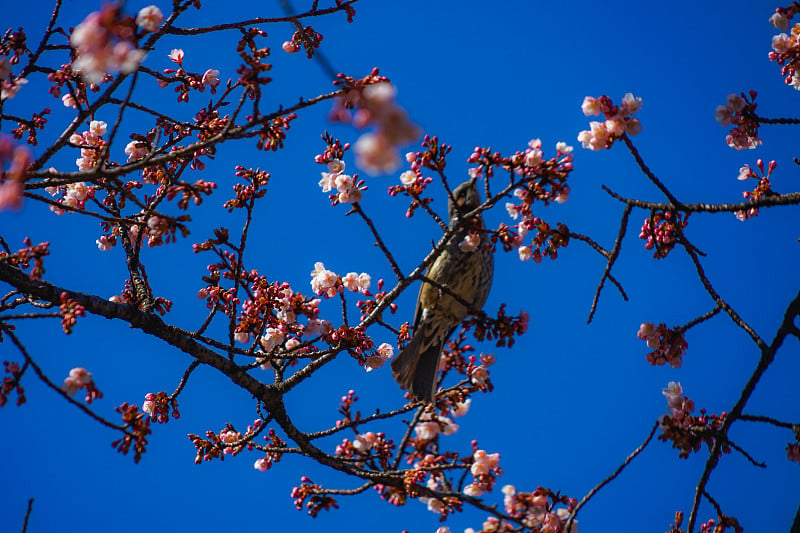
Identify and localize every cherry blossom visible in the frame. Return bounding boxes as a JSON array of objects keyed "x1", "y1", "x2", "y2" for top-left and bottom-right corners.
[
  {"x1": 71, "y1": 8, "x2": 145, "y2": 83},
  {"x1": 310, "y1": 262, "x2": 341, "y2": 297},
  {"x1": 365, "y1": 342, "x2": 394, "y2": 371},
  {"x1": 135, "y1": 5, "x2": 164, "y2": 32},
  {"x1": 578, "y1": 93, "x2": 643, "y2": 150}
]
